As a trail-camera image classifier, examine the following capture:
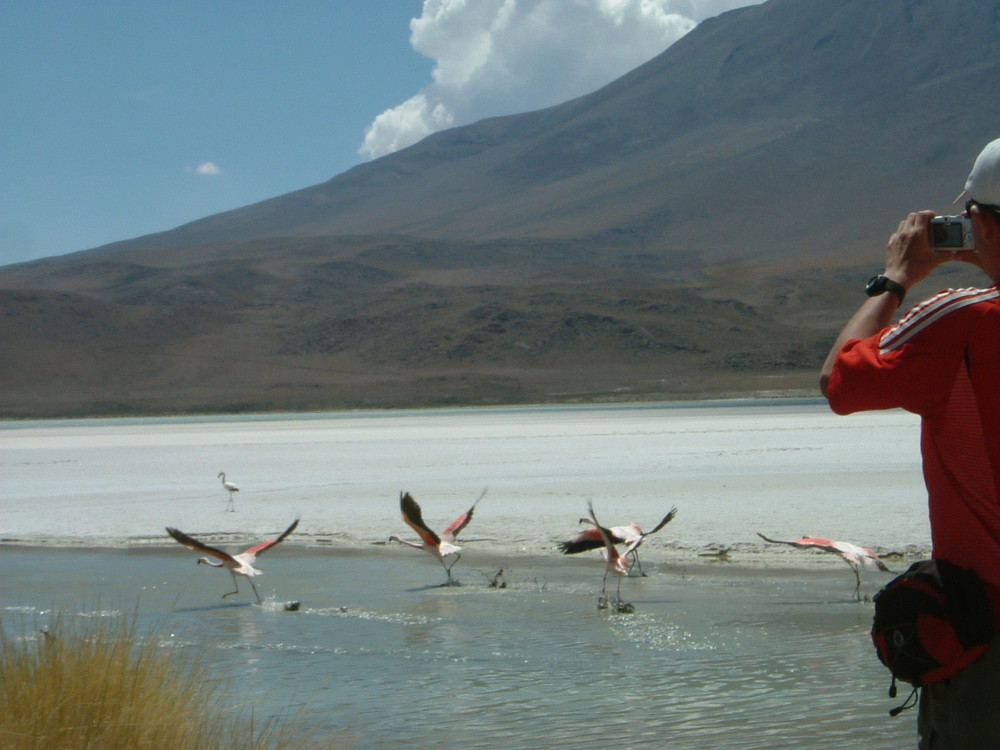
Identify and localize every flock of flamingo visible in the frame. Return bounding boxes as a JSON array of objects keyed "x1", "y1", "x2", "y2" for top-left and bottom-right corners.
[{"x1": 164, "y1": 473, "x2": 895, "y2": 609}]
